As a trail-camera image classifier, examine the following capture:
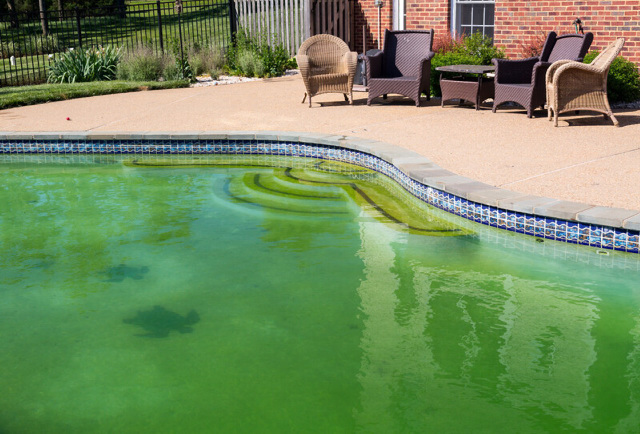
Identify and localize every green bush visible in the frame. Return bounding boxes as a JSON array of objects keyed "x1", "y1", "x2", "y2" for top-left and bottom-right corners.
[
  {"x1": 429, "y1": 32, "x2": 504, "y2": 96},
  {"x1": 259, "y1": 43, "x2": 294, "y2": 76},
  {"x1": 583, "y1": 51, "x2": 640, "y2": 103},
  {"x1": 227, "y1": 30, "x2": 294, "y2": 78},
  {"x1": 117, "y1": 46, "x2": 164, "y2": 81},
  {"x1": 189, "y1": 45, "x2": 225, "y2": 77},
  {"x1": 430, "y1": 52, "x2": 482, "y2": 97},
  {"x1": 162, "y1": 59, "x2": 182, "y2": 81},
  {"x1": 176, "y1": 57, "x2": 195, "y2": 82},
  {"x1": 209, "y1": 68, "x2": 223, "y2": 80},
  {"x1": 237, "y1": 50, "x2": 265, "y2": 77},
  {"x1": 47, "y1": 46, "x2": 120, "y2": 84},
  {"x1": 458, "y1": 32, "x2": 505, "y2": 65},
  {"x1": 161, "y1": 54, "x2": 195, "y2": 82}
]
